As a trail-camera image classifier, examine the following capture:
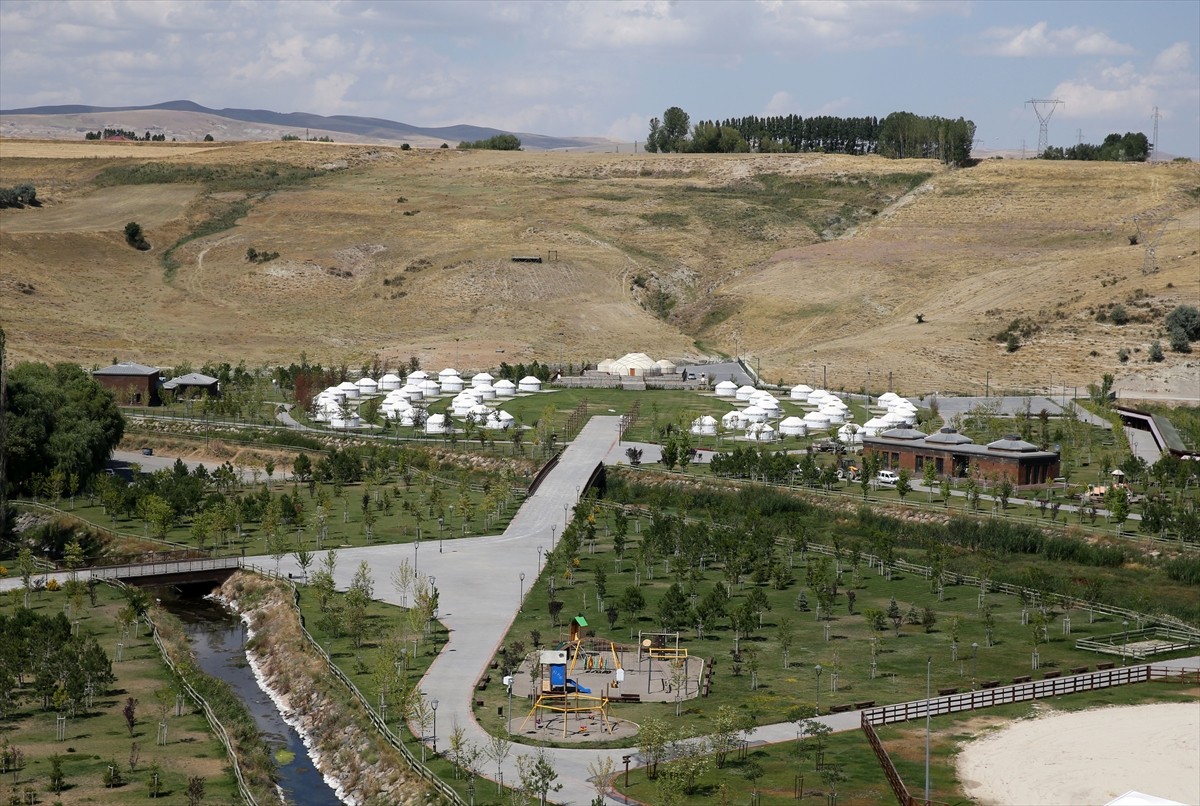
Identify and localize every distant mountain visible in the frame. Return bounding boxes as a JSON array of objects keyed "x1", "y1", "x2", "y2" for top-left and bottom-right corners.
[{"x1": 0, "y1": 100, "x2": 614, "y2": 151}]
